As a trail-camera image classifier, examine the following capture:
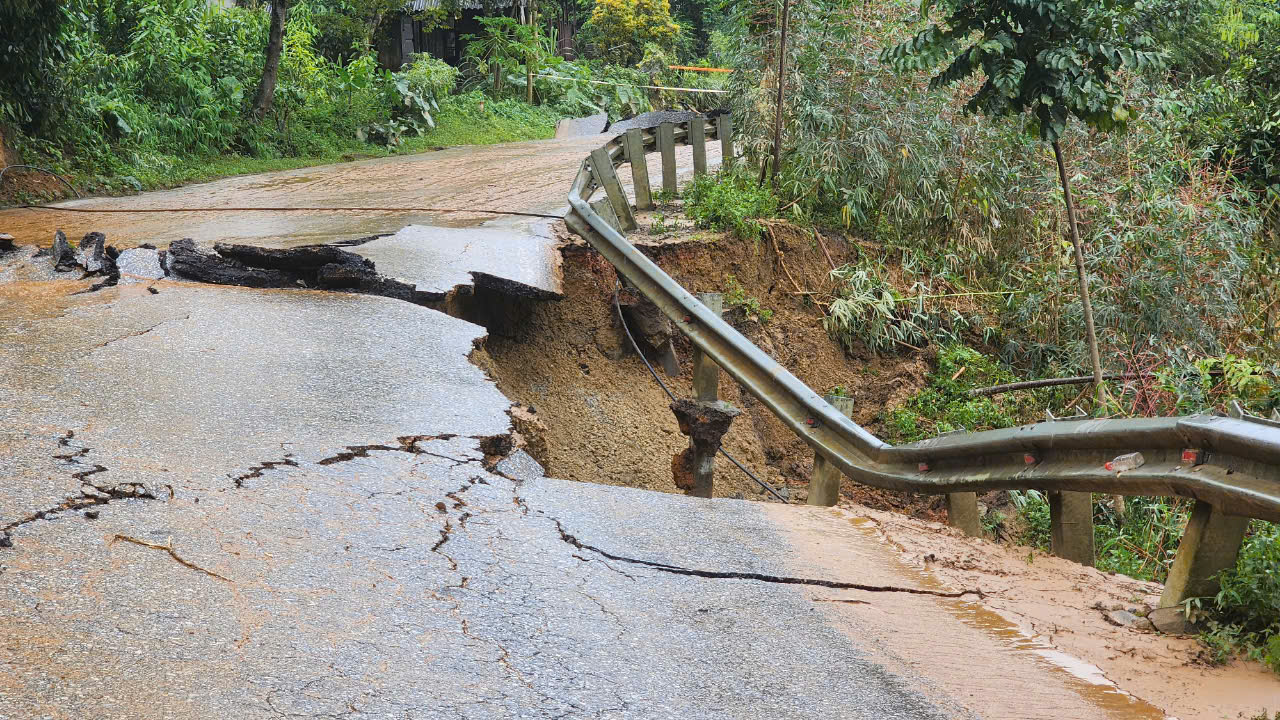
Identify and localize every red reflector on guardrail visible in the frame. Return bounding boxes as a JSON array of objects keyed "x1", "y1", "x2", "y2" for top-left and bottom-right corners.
[
  {"x1": 1182, "y1": 449, "x2": 1205, "y2": 466},
  {"x1": 918, "y1": 462, "x2": 930, "y2": 472}
]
